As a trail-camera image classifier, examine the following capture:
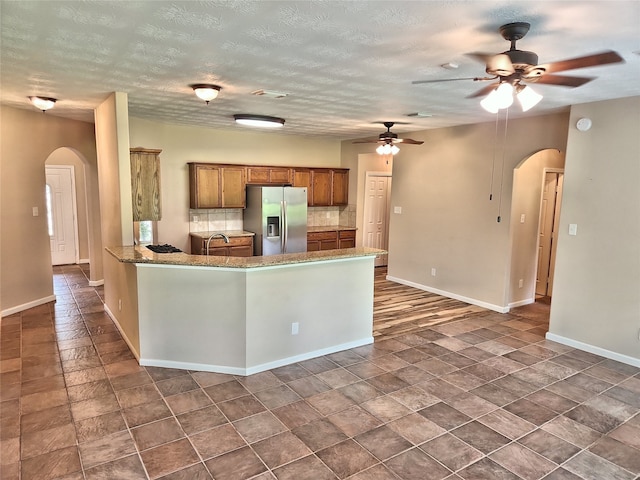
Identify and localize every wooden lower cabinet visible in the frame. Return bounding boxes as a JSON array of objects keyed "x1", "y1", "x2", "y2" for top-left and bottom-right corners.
[
  {"x1": 338, "y1": 230, "x2": 356, "y2": 248},
  {"x1": 307, "y1": 229, "x2": 355, "y2": 251},
  {"x1": 191, "y1": 235, "x2": 254, "y2": 257}
]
